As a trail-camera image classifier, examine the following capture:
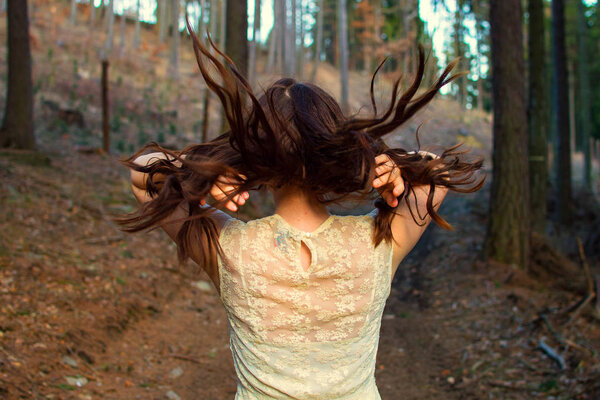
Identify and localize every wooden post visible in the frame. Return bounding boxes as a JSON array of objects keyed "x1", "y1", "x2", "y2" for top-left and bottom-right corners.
[{"x1": 102, "y1": 59, "x2": 110, "y2": 154}]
